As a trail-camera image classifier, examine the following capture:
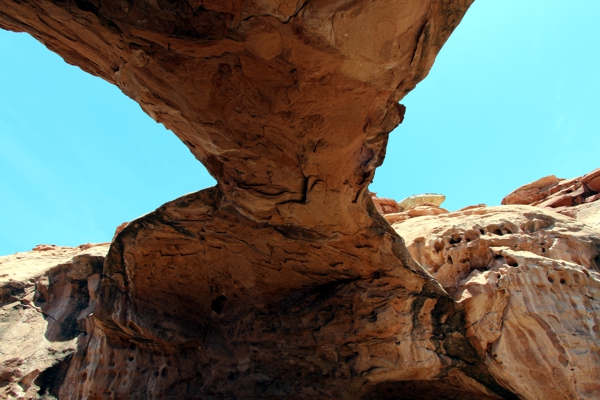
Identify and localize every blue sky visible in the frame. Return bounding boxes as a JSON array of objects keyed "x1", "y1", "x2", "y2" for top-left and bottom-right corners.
[{"x1": 1, "y1": 0, "x2": 599, "y2": 254}]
